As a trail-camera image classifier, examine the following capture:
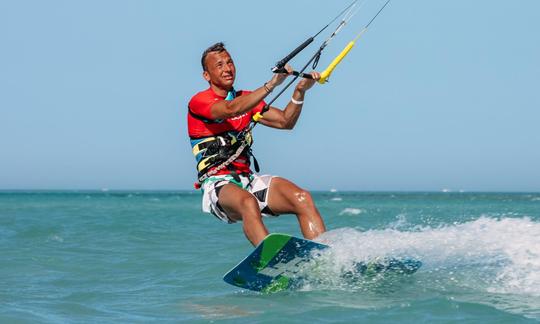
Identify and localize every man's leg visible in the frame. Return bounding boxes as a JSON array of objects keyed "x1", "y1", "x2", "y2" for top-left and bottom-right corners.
[
  {"x1": 267, "y1": 177, "x2": 326, "y2": 240},
  {"x1": 217, "y1": 183, "x2": 269, "y2": 246}
]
